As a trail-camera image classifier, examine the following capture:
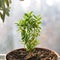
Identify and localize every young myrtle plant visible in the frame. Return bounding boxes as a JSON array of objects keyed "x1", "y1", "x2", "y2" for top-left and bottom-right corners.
[{"x1": 16, "y1": 11, "x2": 42, "y2": 51}]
